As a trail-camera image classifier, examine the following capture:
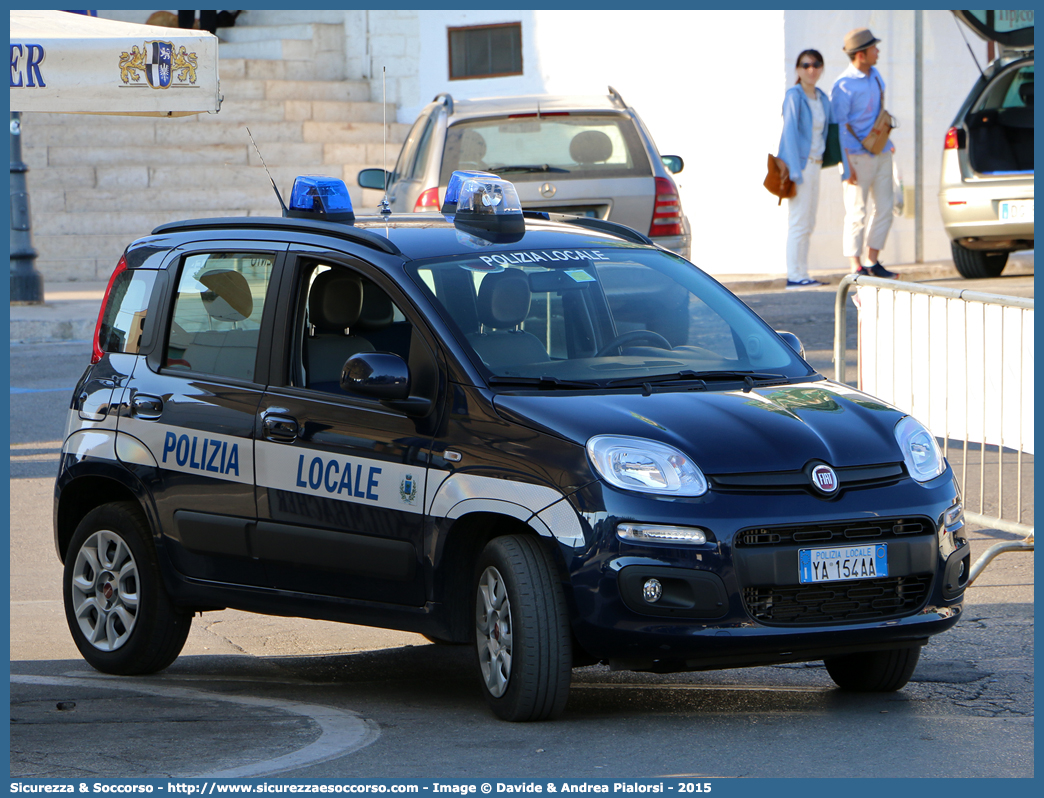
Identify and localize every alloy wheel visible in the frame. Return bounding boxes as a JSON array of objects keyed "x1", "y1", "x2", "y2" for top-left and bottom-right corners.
[
  {"x1": 476, "y1": 565, "x2": 513, "y2": 697},
  {"x1": 70, "y1": 529, "x2": 140, "y2": 652}
]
